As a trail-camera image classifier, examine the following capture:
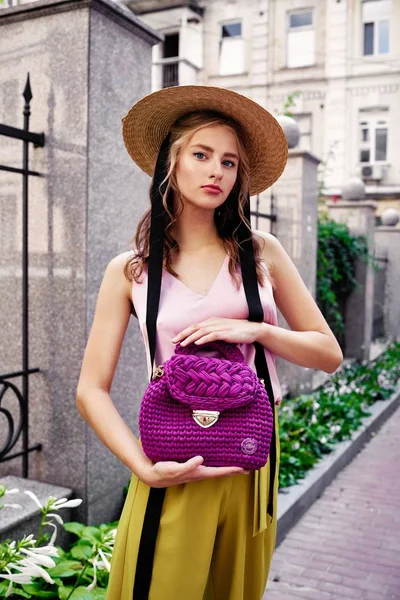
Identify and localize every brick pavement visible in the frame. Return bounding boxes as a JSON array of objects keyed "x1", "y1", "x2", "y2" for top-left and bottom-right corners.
[{"x1": 264, "y1": 405, "x2": 400, "y2": 600}]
